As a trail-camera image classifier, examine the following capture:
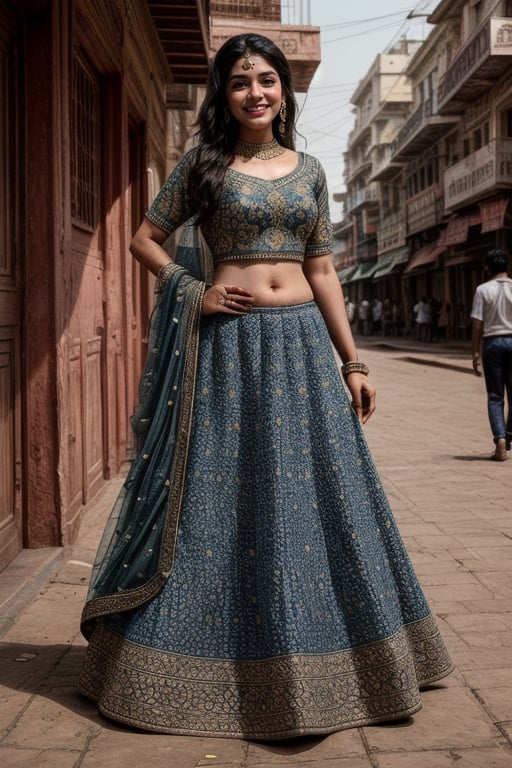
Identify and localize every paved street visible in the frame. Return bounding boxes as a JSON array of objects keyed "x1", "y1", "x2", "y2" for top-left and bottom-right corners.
[{"x1": 1, "y1": 339, "x2": 512, "y2": 767}]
